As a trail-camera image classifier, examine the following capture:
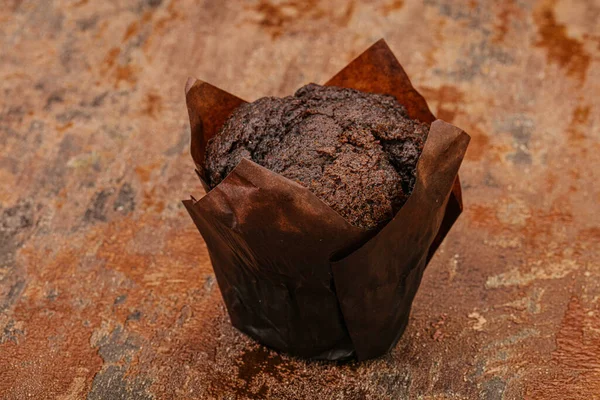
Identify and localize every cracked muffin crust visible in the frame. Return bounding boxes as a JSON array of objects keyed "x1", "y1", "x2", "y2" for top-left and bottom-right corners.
[{"x1": 204, "y1": 83, "x2": 429, "y2": 230}]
